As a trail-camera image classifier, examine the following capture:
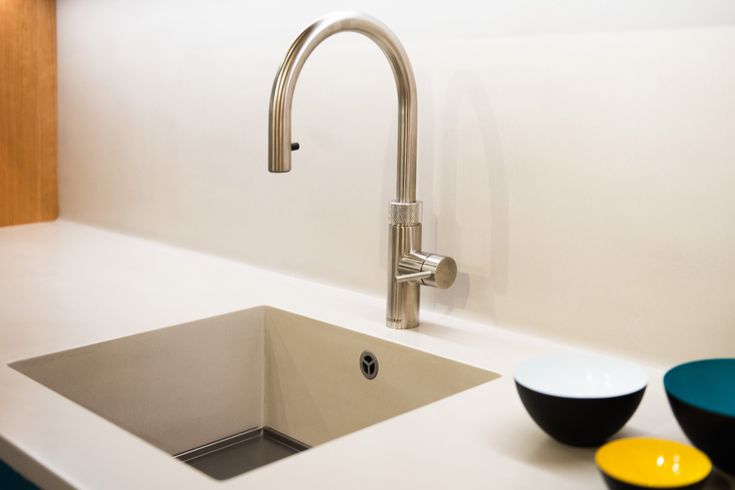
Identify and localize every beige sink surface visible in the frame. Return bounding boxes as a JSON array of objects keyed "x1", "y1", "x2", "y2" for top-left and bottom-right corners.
[{"x1": 11, "y1": 307, "x2": 498, "y2": 475}]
